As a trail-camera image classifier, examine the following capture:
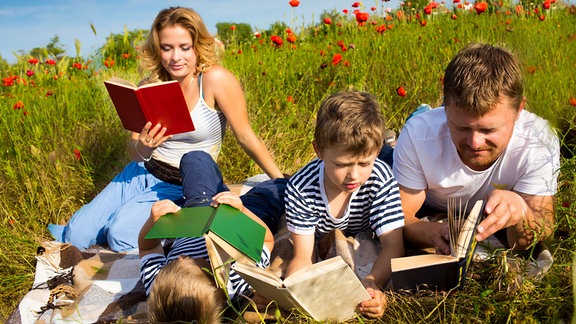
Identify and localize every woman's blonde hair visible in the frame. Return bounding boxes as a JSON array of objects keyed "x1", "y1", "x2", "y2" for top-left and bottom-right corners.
[
  {"x1": 139, "y1": 7, "x2": 220, "y2": 82},
  {"x1": 147, "y1": 256, "x2": 225, "y2": 323}
]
